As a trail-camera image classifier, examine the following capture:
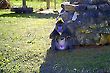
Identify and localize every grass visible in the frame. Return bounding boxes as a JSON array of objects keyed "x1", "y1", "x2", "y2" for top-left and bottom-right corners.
[
  {"x1": 10, "y1": 0, "x2": 62, "y2": 10},
  {"x1": 0, "y1": 9, "x2": 110, "y2": 73},
  {"x1": 0, "y1": 9, "x2": 57, "y2": 73}
]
